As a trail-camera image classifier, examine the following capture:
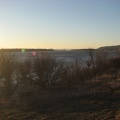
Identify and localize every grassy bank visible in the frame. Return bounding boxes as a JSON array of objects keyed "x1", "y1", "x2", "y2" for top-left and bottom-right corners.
[{"x1": 0, "y1": 51, "x2": 120, "y2": 119}]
